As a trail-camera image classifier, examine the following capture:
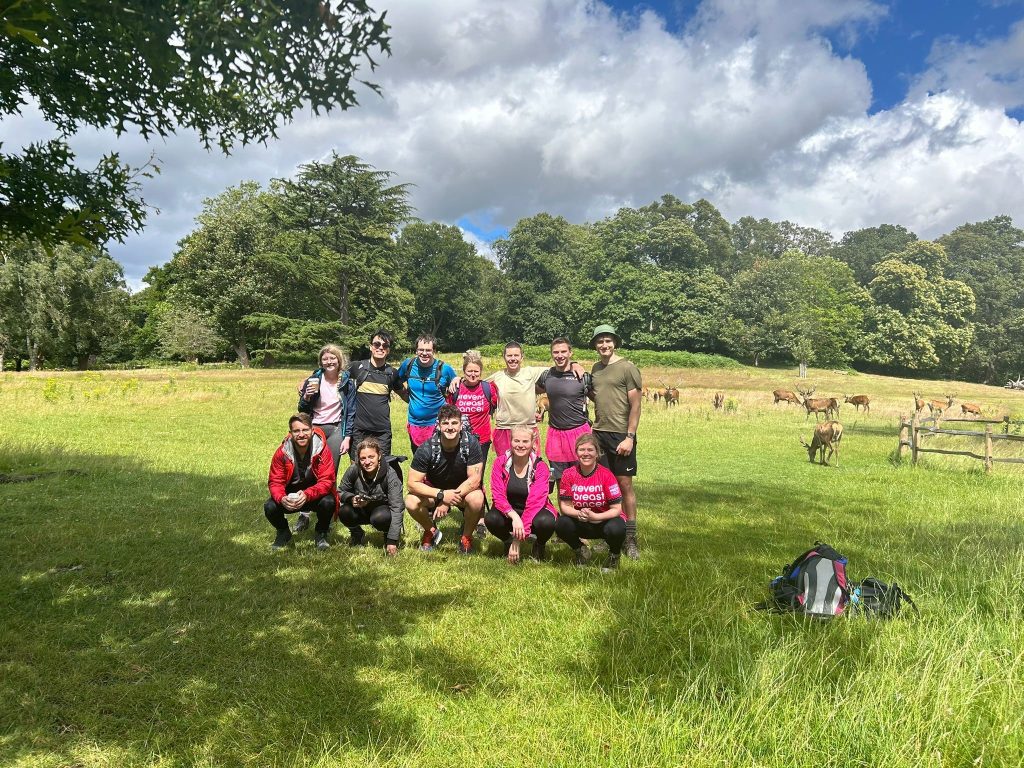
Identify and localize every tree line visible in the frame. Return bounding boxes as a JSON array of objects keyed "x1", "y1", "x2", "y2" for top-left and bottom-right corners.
[{"x1": 2, "y1": 153, "x2": 1022, "y2": 384}]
